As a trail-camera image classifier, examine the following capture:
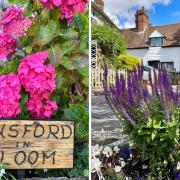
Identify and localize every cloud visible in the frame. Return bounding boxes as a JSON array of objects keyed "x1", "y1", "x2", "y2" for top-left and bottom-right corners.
[
  {"x1": 103, "y1": 0, "x2": 171, "y2": 28},
  {"x1": 171, "y1": 11, "x2": 180, "y2": 17}
]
